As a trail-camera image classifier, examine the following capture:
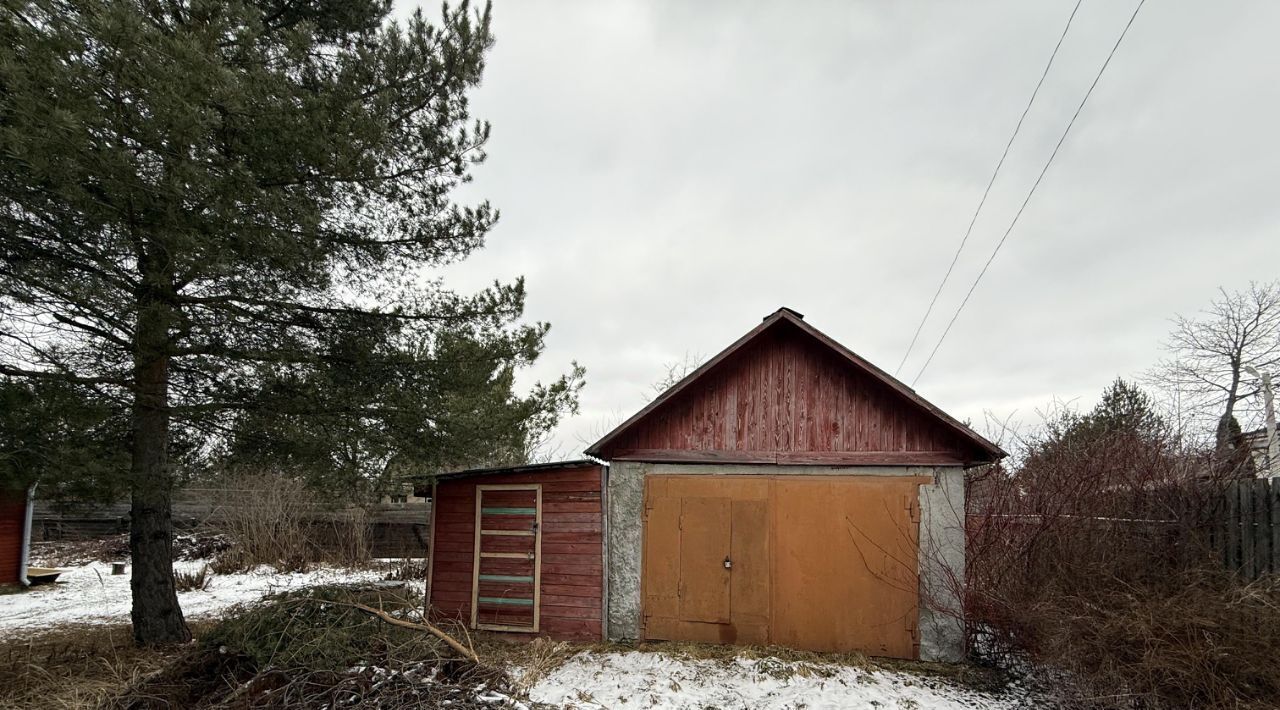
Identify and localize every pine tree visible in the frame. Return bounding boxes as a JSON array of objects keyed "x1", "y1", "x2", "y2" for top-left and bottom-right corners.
[
  {"x1": 0, "y1": 0, "x2": 579, "y2": 644},
  {"x1": 0, "y1": 379, "x2": 130, "y2": 503},
  {"x1": 1019, "y1": 379, "x2": 1174, "y2": 505},
  {"x1": 227, "y1": 327, "x2": 583, "y2": 502}
]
